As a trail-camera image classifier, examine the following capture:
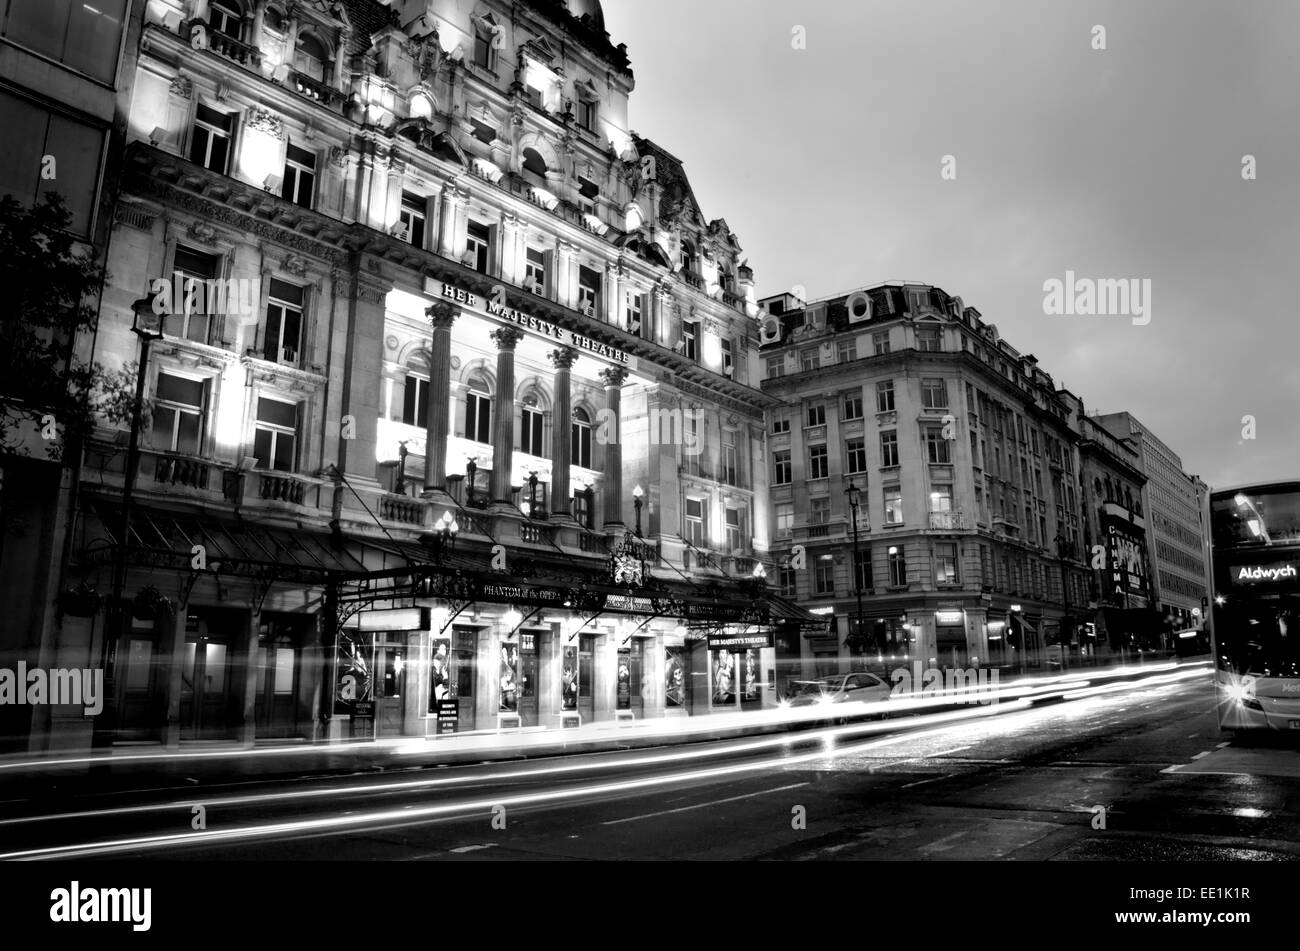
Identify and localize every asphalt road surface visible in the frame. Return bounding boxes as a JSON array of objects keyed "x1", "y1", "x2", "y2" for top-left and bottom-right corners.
[{"x1": 3, "y1": 664, "x2": 1298, "y2": 861}]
